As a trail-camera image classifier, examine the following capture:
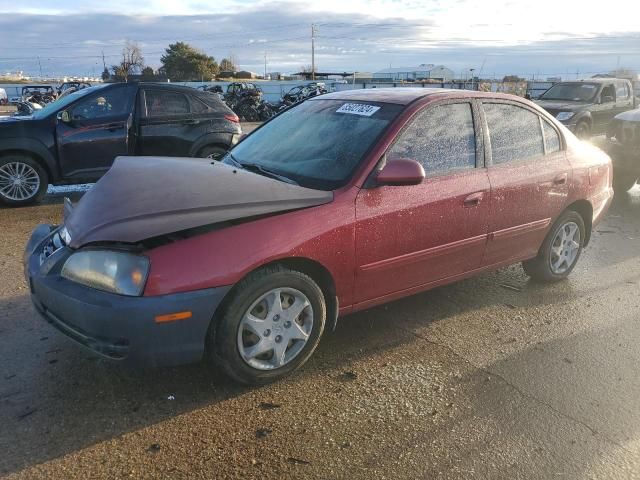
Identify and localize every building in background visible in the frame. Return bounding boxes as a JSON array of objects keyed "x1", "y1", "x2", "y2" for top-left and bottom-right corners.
[{"x1": 372, "y1": 64, "x2": 454, "y2": 82}]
